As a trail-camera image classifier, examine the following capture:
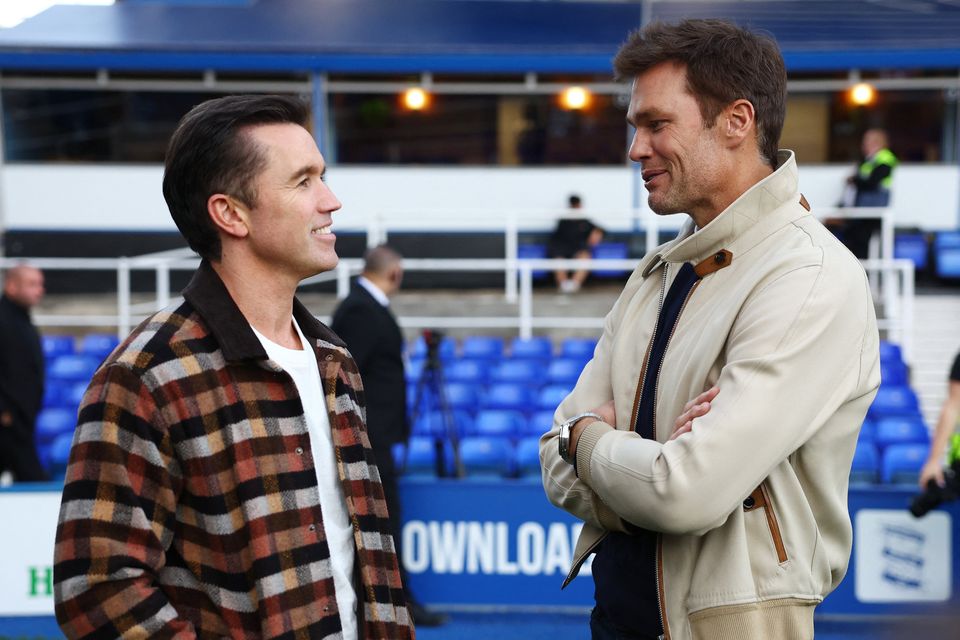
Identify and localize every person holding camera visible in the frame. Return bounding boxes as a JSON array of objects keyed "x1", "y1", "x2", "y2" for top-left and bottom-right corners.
[
  {"x1": 331, "y1": 245, "x2": 446, "y2": 627},
  {"x1": 541, "y1": 20, "x2": 880, "y2": 640},
  {"x1": 919, "y1": 352, "x2": 960, "y2": 490}
]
